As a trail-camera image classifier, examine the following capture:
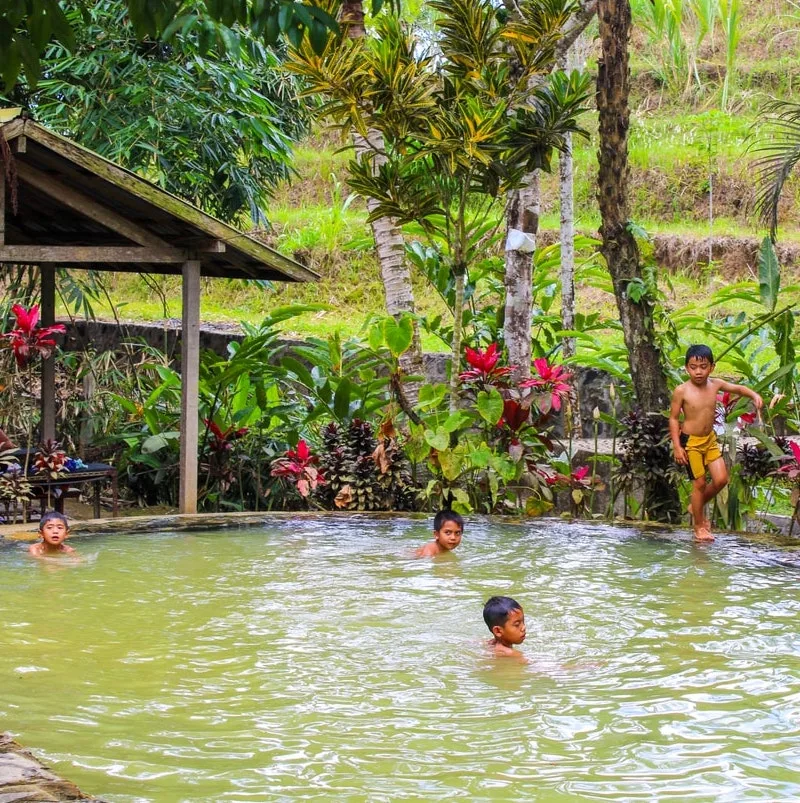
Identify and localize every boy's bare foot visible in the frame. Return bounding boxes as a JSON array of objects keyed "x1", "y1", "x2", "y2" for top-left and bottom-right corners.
[
  {"x1": 694, "y1": 527, "x2": 715, "y2": 542},
  {"x1": 687, "y1": 505, "x2": 710, "y2": 530}
]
